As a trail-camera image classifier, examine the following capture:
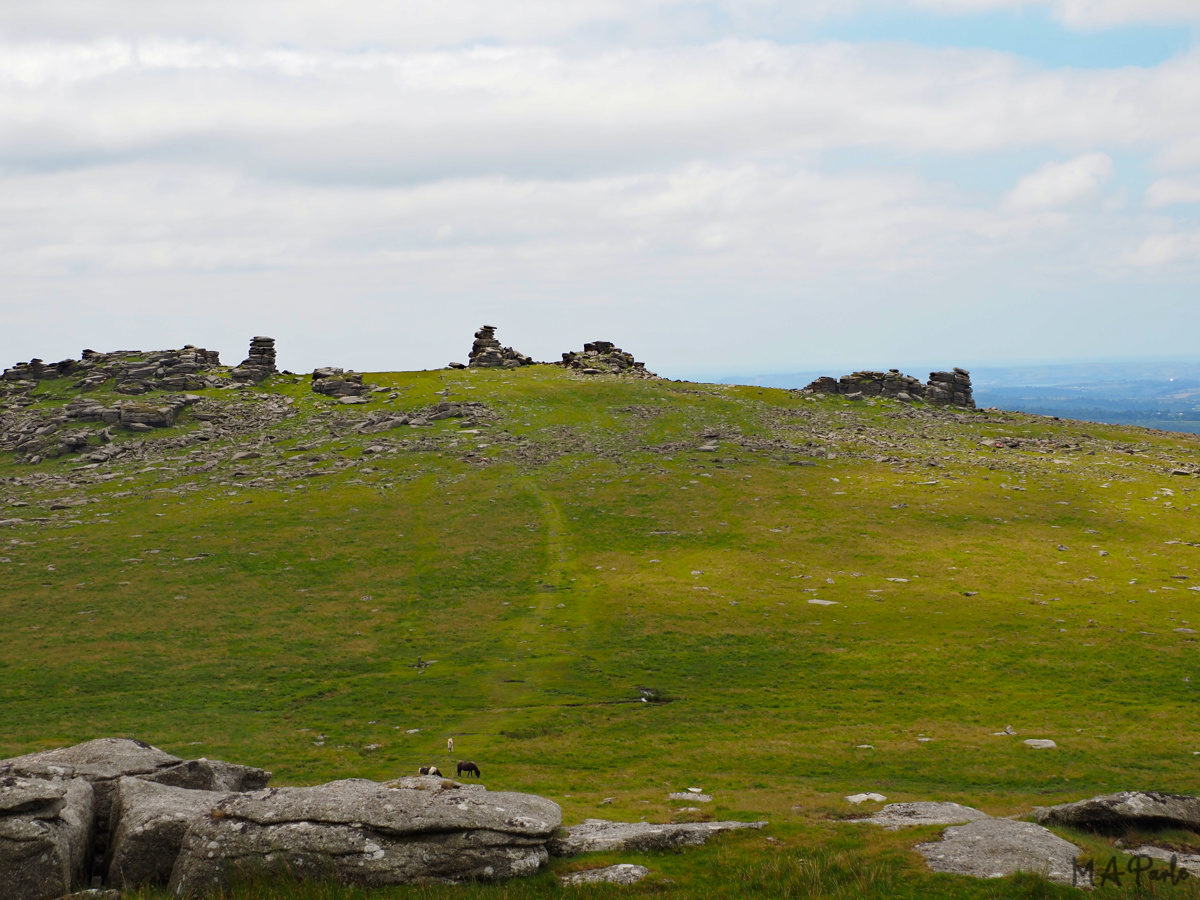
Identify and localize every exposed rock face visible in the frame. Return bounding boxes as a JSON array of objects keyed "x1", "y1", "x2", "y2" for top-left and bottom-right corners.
[
  {"x1": 231, "y1": 337, "x2": 278, "y2": 384},
  {"x1": 560, "y1": 341, "x2": 656, "y2": 378},
  {"x1": 108, "y1": 778, "x2": 231, "y2": 889},
  {"x1": 562, "y1": 863, "x2": 650, "y2": 885},
  {"x1": 1033, "y1": 791, "x2": 1200, "y2": 833},
  {"x1": 0, "y1": 775, "x2": 94, "y2": 900},
  {"x1": 0, "y1": 739, "x2": 270, "y2": 889},
  {"x1": 548, "y1": 818, "x2": 765, "y2": 856},
  {"x1": 3, "y1": 346, "x2": 223, "y2": 396},
  {"x1": 311, "y1": 367, "x2": 368, "y2": 397},
  {"x1": 803, "y1": 368, "x2": 974, "y2": 408},
  {"x1": 860, "y1": 801, "x2": 991, "y2": 830},
  {"x1": 915, "y1": 818, "x2": 1081, "y2": 885},
  {"x1": 169, "y1": 777, "x2": 562, "y2": 894},
  {"x1": 468, "y1": 325, "x2": 533, "y2": 369}
]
